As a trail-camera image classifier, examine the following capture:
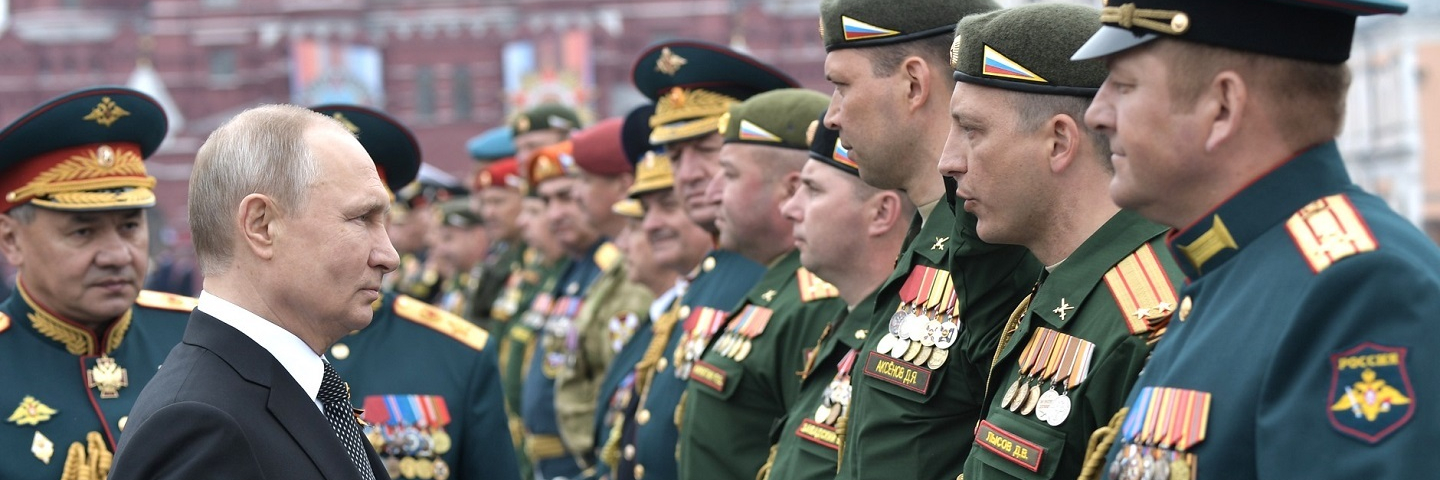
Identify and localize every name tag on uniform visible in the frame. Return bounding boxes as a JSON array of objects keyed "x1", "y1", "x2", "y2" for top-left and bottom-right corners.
[
  {"x1": 690, "y1": 360, "x2": 728, "y2": 392},
  {"x1": 862, "y1": 352, "x2": 932, "y2": 394},
  {"x1": 795, "y1": 419, "x2": 841, "y2": 450},
  {"x1": 975, "y1": 420, "x2": 1044, "y2": 472}
]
